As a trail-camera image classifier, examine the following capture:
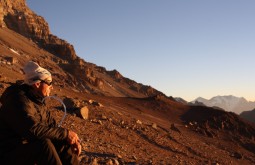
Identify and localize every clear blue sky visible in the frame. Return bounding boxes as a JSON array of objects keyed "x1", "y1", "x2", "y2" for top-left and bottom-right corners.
[{"x1": 27, "y1": 0, "x2": 255, "y2": 102}]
